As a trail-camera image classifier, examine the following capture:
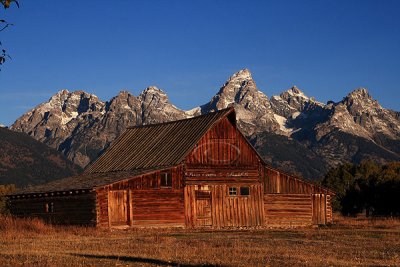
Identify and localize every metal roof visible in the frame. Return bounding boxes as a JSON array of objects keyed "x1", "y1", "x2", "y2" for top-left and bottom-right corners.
[
  {"x1": 10, "y1": 108, "x2": 235, "y2": 195},
  {"x1": 85, "y1": 107, "x2": 235, "y2": 173}
]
